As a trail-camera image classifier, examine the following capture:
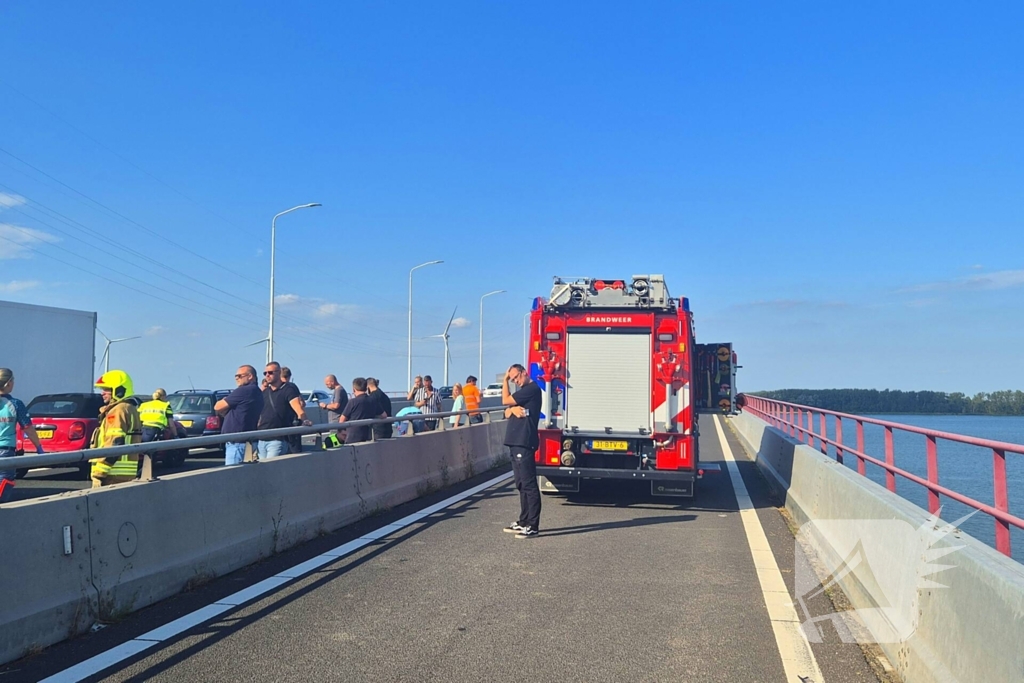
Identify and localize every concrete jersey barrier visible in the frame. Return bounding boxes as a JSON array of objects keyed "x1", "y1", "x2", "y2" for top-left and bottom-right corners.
[
  {"x1": 729, "y1": 410, "x2": 1024, "y2": 683},
  {"x1": 0, "y1": 420, "x2": 509, "y2": 666}
]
